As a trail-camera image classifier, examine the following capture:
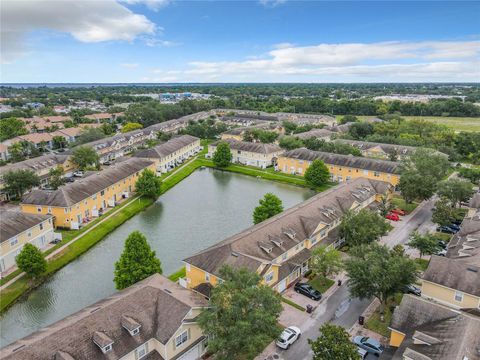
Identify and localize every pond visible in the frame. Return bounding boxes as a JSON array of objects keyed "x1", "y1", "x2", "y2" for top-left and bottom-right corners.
[{"x1": 0, "y1": 168, "x2": 314, "y2": 347}]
